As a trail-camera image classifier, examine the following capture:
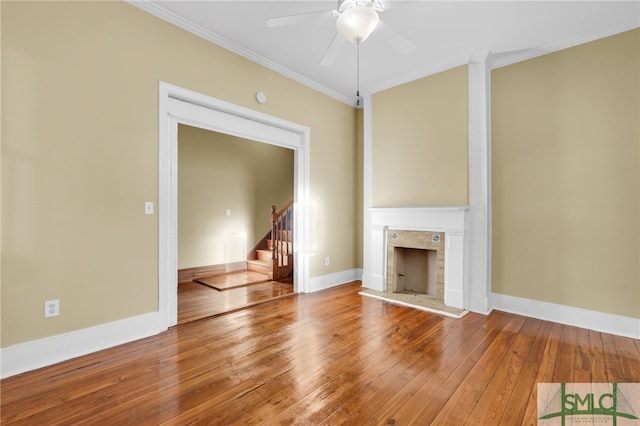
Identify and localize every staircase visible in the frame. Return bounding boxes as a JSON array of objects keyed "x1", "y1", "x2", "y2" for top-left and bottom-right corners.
[{"x1": 247, "y1": 201, "x2": 293, "y2": 281}]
